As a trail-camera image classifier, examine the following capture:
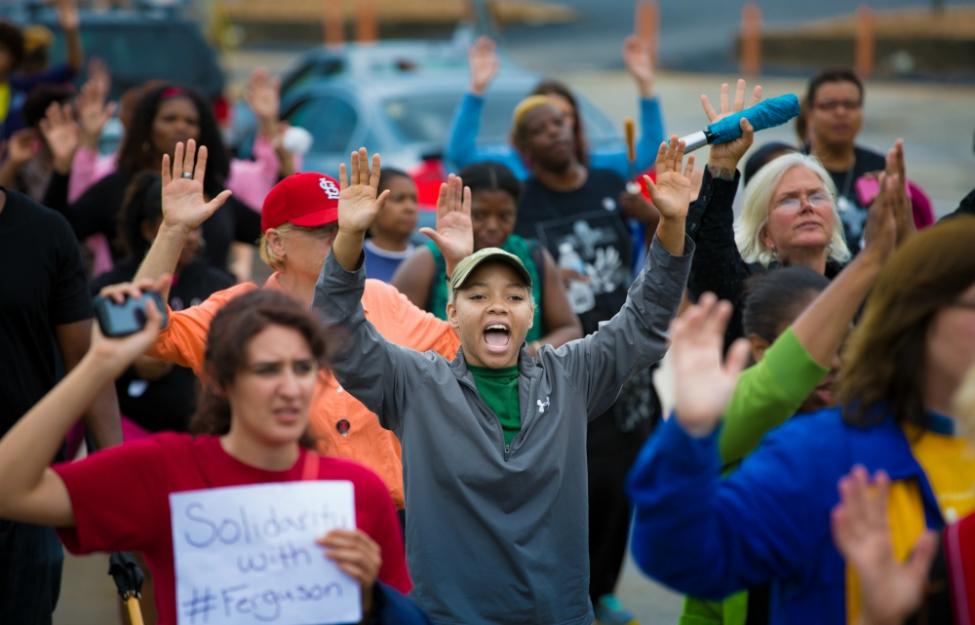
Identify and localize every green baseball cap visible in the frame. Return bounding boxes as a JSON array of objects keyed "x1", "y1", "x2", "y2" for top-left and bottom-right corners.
[{"x1": 449, "y1": 247, "x2": 533, "y2": 294}]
